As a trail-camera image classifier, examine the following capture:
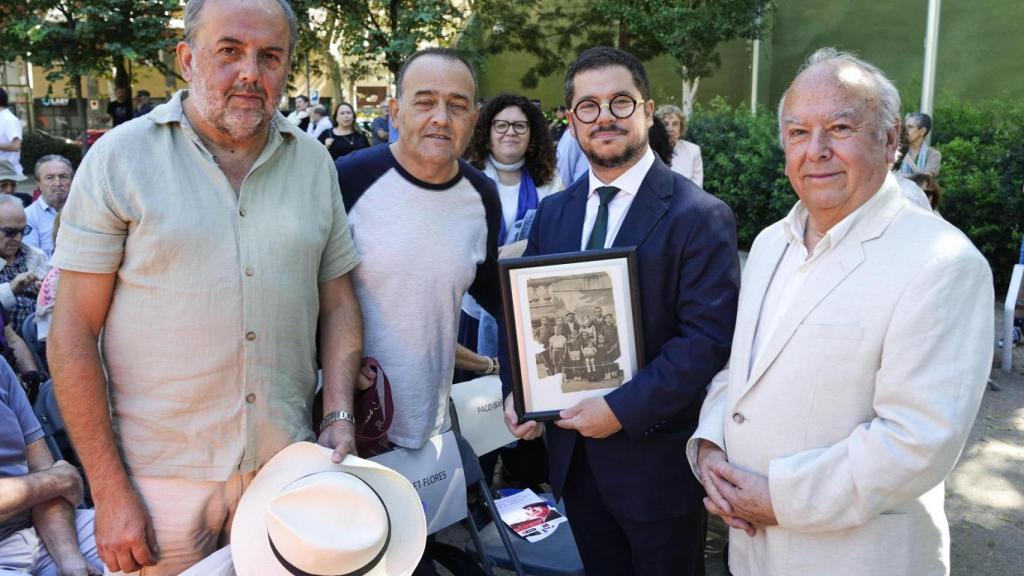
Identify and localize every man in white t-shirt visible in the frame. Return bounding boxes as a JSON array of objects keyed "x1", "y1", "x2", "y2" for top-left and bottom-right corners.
[
  {"x1": 335, "y1": 48, "x2": 503, "y2": 450},
  {"x1": 0, "y1": 89, "x2": 23, "y2": 176}
]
